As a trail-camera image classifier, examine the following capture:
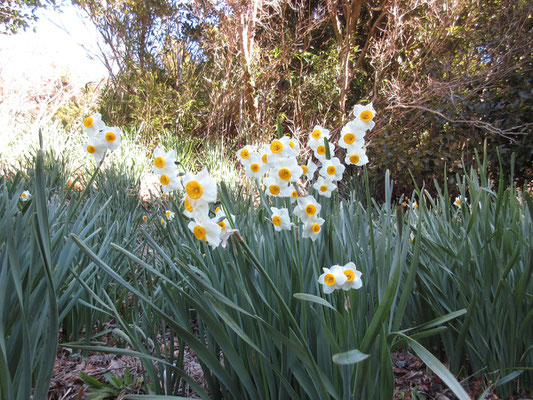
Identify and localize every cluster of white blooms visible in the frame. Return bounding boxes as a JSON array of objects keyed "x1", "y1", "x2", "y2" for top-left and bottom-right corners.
[
  {"x1": 153, "y1": 146, "x2": 229, "y2": 248},
  {"x1": 82, "y1": 113, "x2": 123, "y2": 160},
  {"x1": 235, "y1": 103, "x2": 376, "y2": 242},
  {"x1": 318, "y1": 262, "x2": 363, "y2": 294}
]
